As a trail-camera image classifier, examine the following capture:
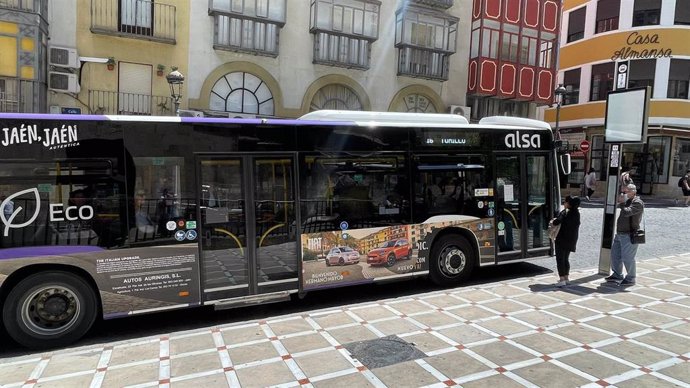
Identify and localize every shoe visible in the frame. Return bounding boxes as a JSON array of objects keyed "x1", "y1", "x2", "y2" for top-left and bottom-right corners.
[
  {"x1": 586, "y1": 196, "x2": 590, "y2": 201},
  {"x1": 555, "y1": 280, "x2": 567, "y2": 287},
  {"x1": 605, "y1": 275, "x2": 623, "y2": 283},
  {"x1": 620, "y1": 279, "x2": 636, "y2": 286}
]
